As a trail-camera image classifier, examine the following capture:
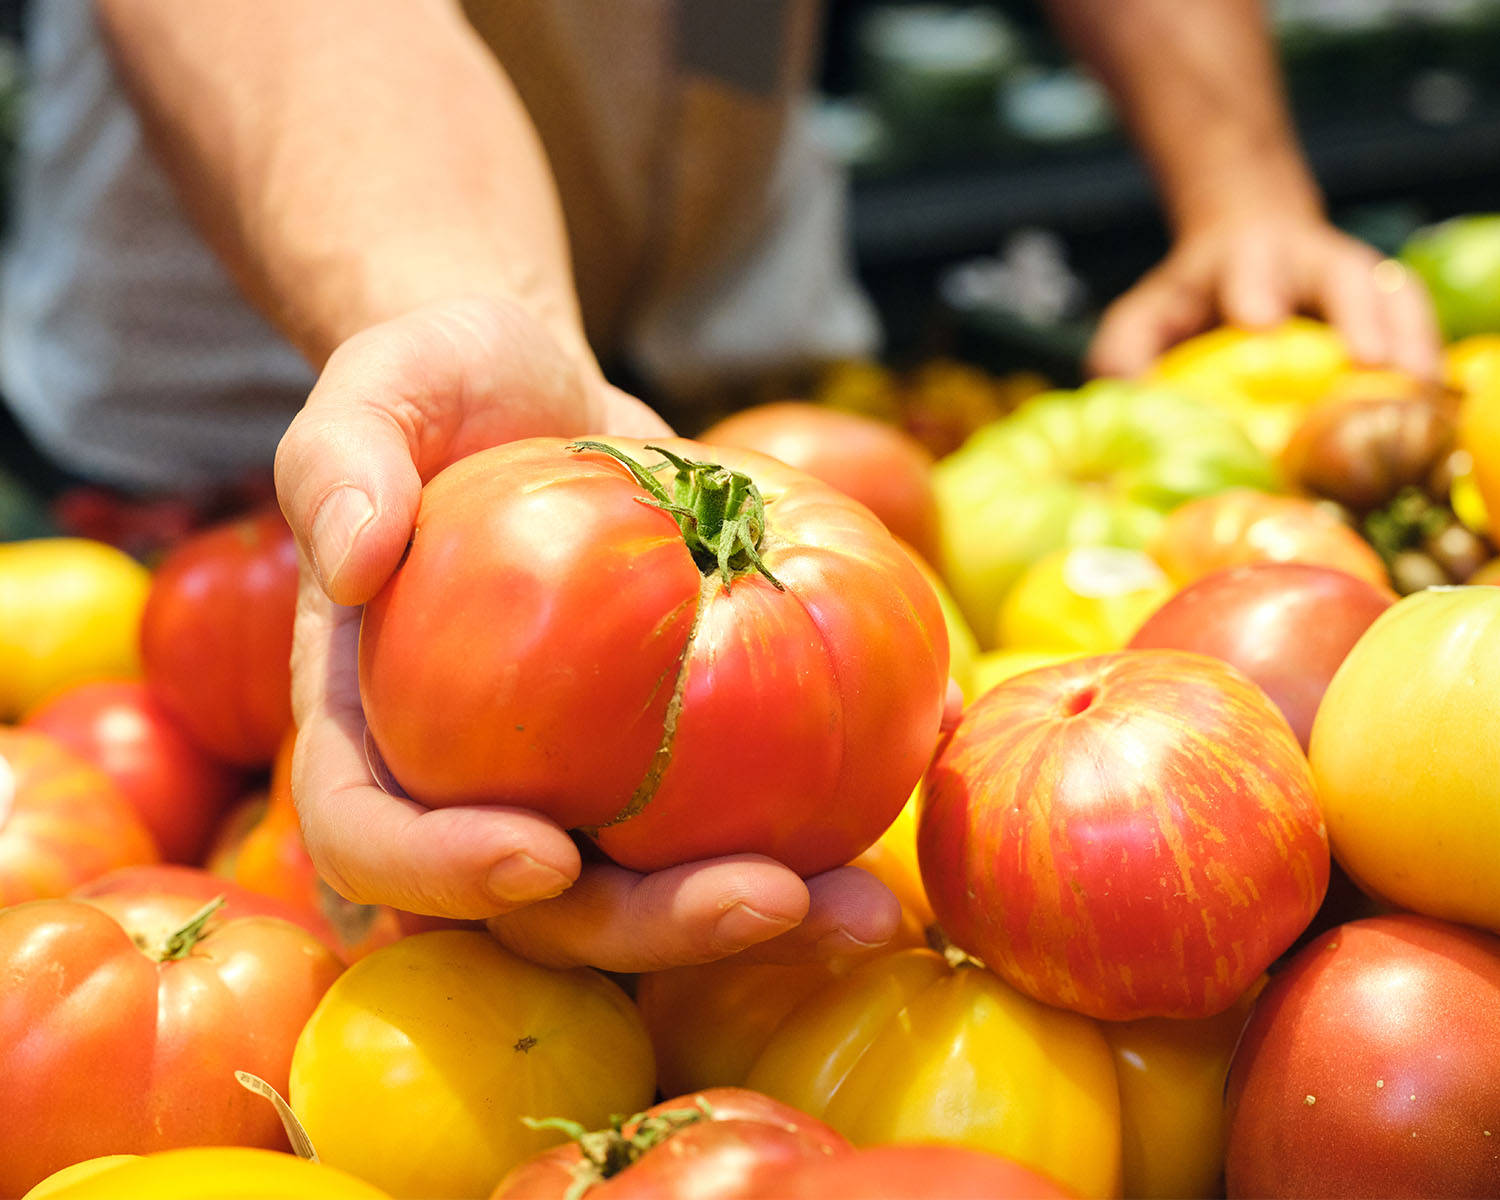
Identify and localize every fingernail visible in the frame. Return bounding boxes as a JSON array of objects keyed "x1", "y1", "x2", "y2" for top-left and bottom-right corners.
[
  {"x1": 487, "y1": 854, "x2": 572, "y2": 904},
  {"x1": 817, "y1": 929, "x2": 892, "y2": 962},
  {"x1": 310, "y1": 485, "x2": 374, "y2": 590},
  {"x1": 714, "y1": 902, "x2": 798, "y2": 950}
]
